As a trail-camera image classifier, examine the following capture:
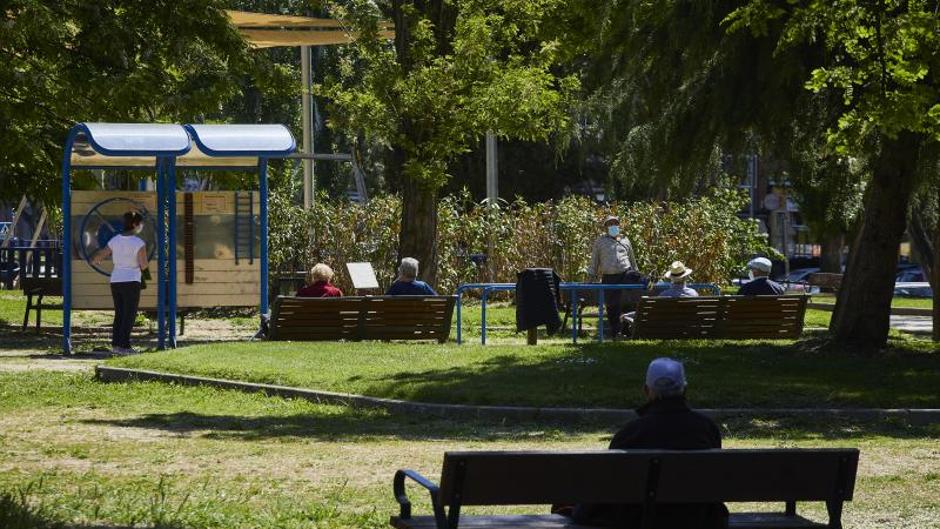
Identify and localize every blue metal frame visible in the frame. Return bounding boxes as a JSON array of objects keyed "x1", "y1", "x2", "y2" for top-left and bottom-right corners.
[
  {"x1": 259, "y1": 158, "x2": 270, "y2": 317},
  {"x1": 59, "y1": 122, "x2": 296, "y2": 354},
  {"x1": 156, "y1": 158, "x2": 167, "y2": 350},
  {"x1": 166, "y1": 159, "x2": 178, "y2": 348},
  {"x1": 454, "y1": 282, "x2": 722, "y2": 345}
]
